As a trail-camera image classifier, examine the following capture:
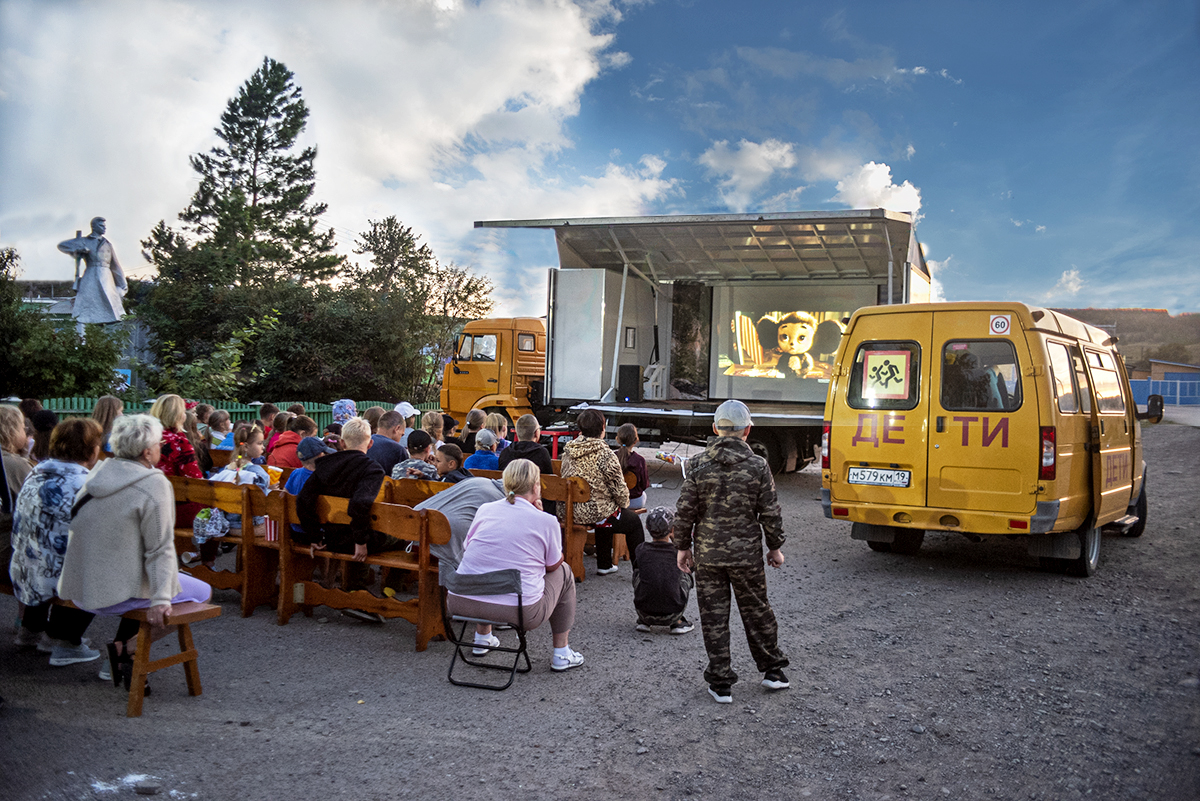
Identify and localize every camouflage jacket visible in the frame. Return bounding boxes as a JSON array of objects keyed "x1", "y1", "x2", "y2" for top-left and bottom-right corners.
[{"x1": 672, "y1": 436, "x2": 784, "y2": 566}]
